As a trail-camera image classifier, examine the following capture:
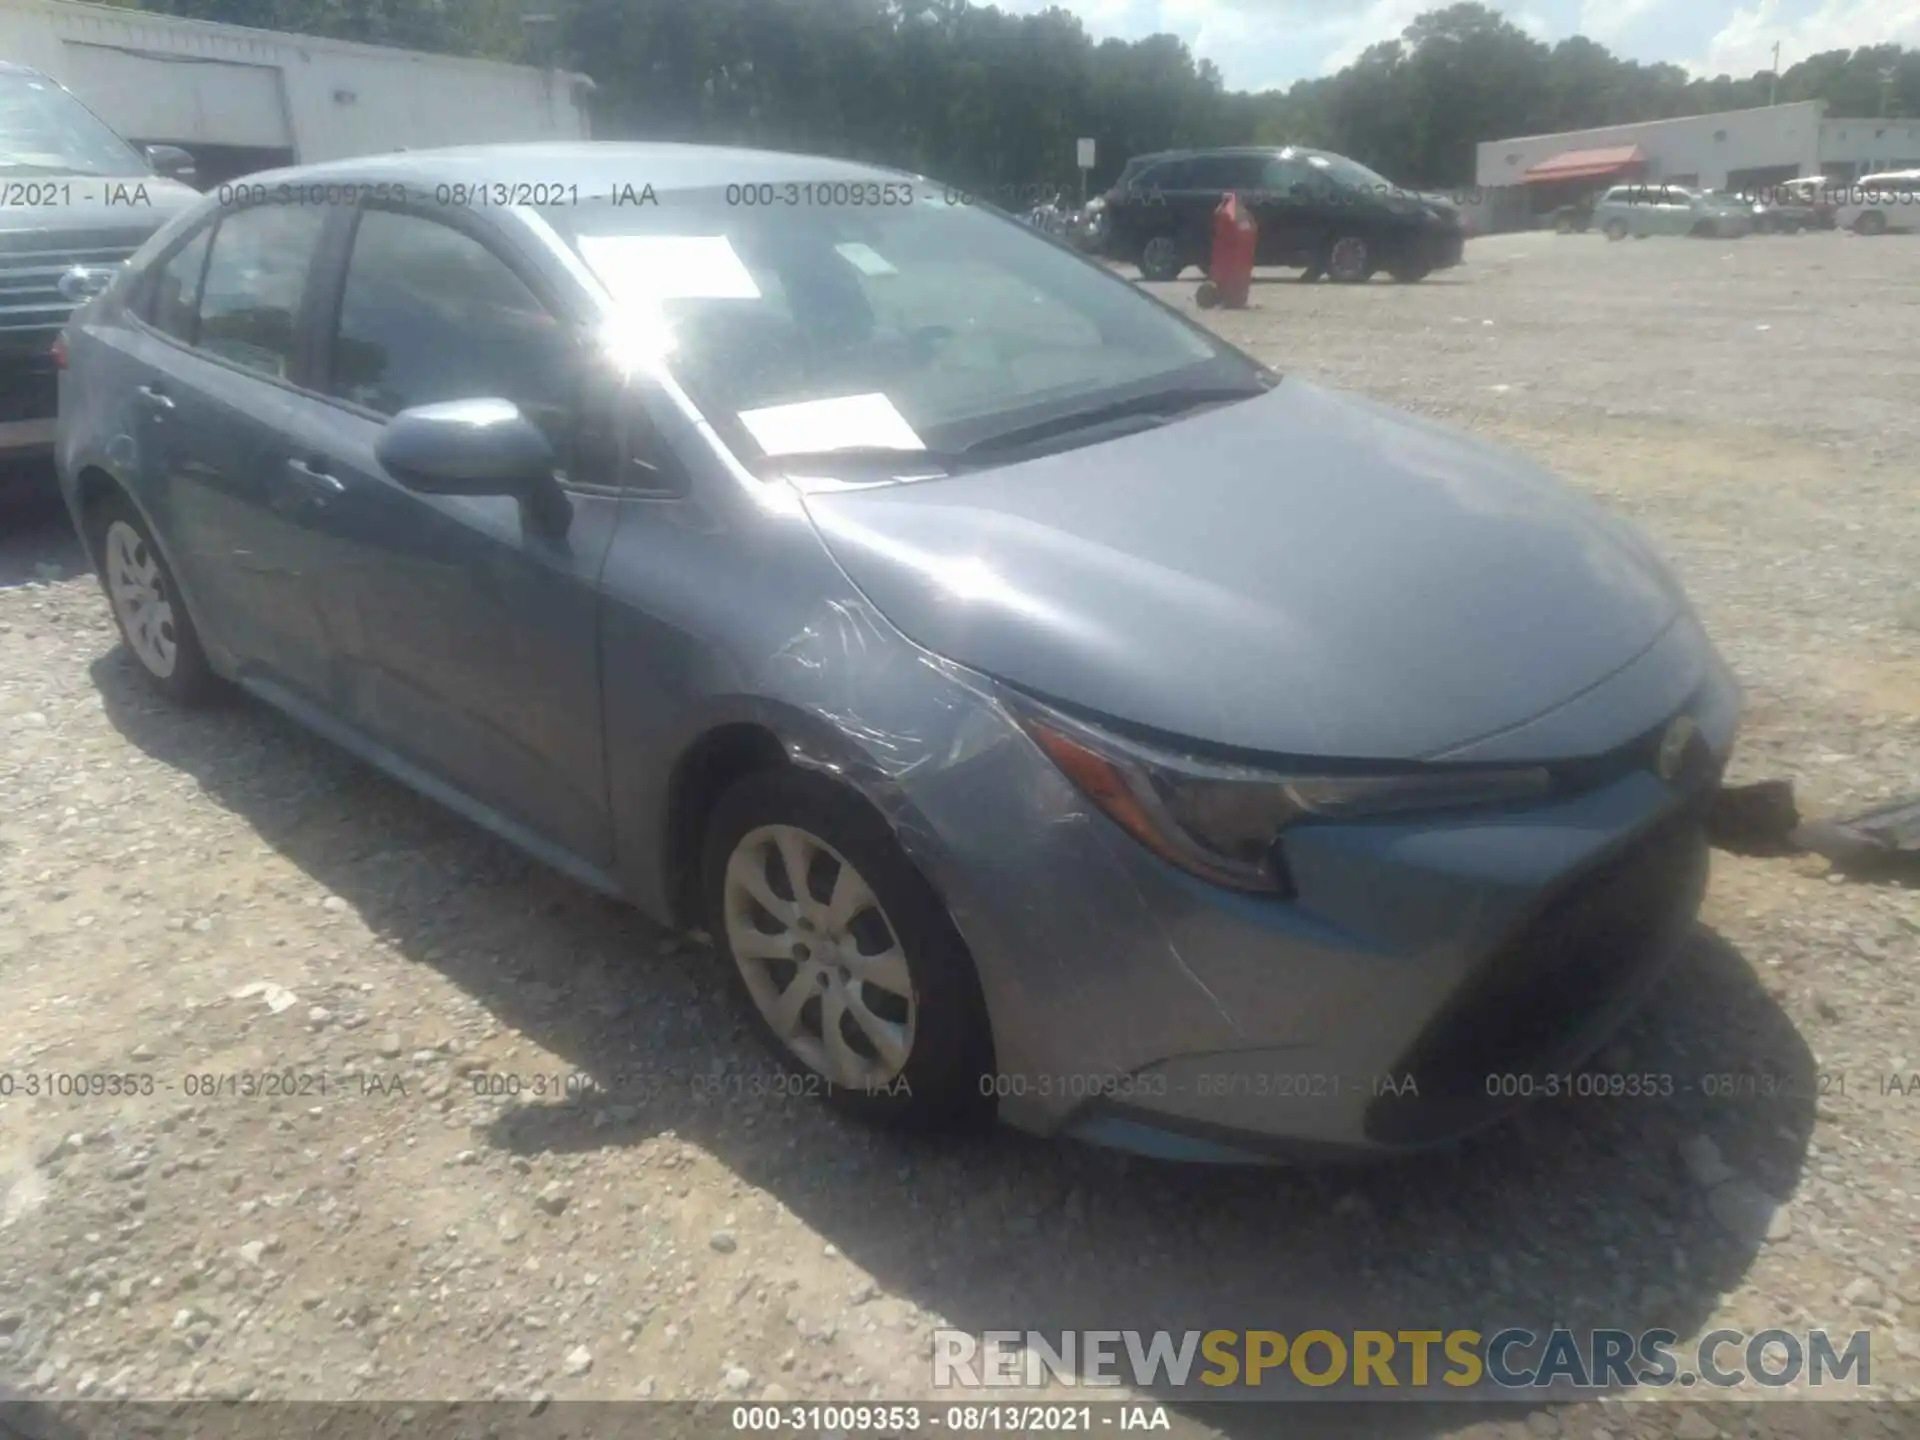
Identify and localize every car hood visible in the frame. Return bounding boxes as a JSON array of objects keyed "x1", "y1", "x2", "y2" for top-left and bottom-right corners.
[{"x1": 797, "y1": 379, "x2": 1683, "y2": 760}]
